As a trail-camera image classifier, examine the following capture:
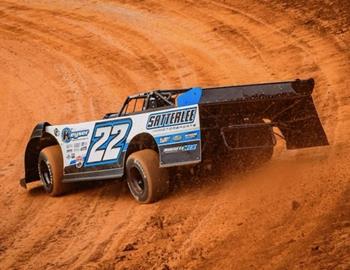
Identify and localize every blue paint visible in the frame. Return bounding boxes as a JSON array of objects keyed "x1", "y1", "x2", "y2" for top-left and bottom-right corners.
[
  {"x1": 155, "y1": 130, "x2": 201, "y2": 145},
  {"x1": 177, "y1": 87, "x2": 202, "y2": 107},
  {"x1": 83, "y1": 119, "x2": 132, "y2": 167}
]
